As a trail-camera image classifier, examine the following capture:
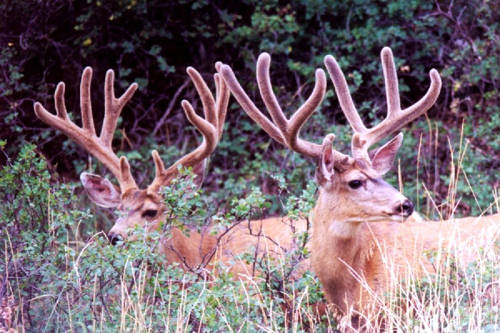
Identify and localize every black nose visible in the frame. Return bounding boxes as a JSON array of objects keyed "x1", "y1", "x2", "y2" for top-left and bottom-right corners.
[
  {"x1": 108, "y1": 233, "x2": 122, "y2": 245},
  {"x1": 396, "y1": 199, "x2": 414, "y2": 217}
]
